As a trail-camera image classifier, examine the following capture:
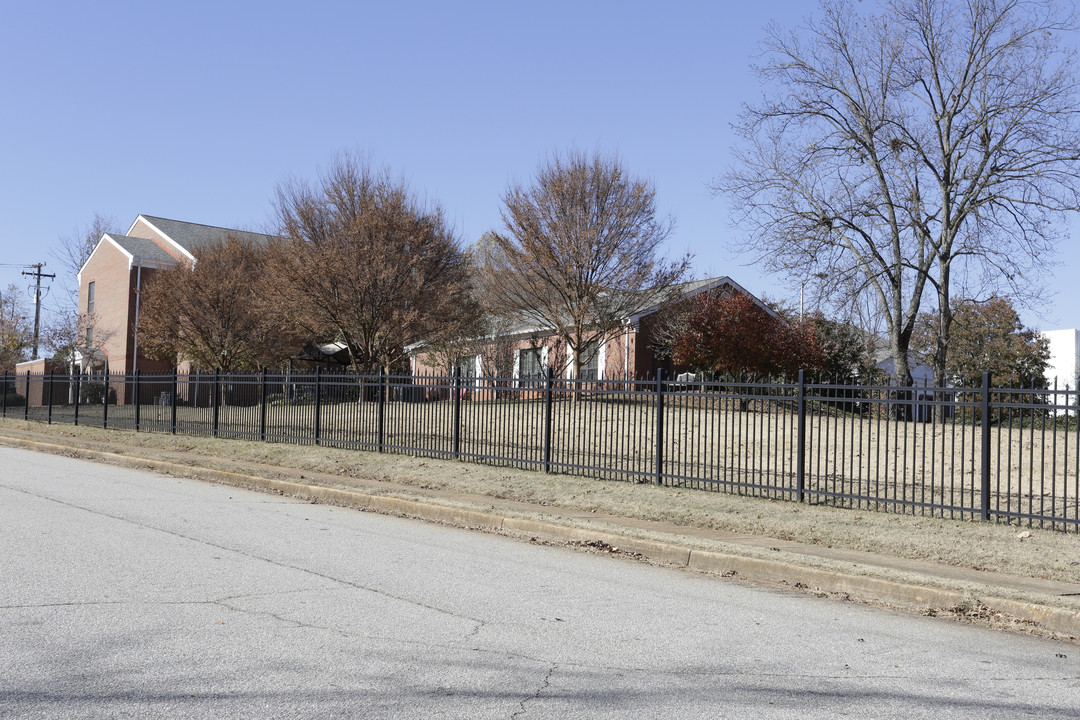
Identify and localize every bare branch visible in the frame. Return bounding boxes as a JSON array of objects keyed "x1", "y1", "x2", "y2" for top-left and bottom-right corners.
[
  {"x1": 478, "y1": 150, "x2": 691, "y2": 378},
  {"x1": 269, "y1": 153, "x2": 479, "y2": 374},
  {"x1": 719, "y1": 0, "x2": 1080, "y2": 385}
]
